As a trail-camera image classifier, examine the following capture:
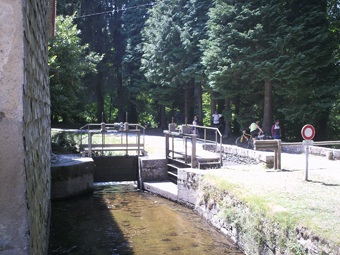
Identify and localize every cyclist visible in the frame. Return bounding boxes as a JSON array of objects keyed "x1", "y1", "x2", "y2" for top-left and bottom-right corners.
[{"x1": 249, "y1": 119, "x2": 263, "y2": 147}]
